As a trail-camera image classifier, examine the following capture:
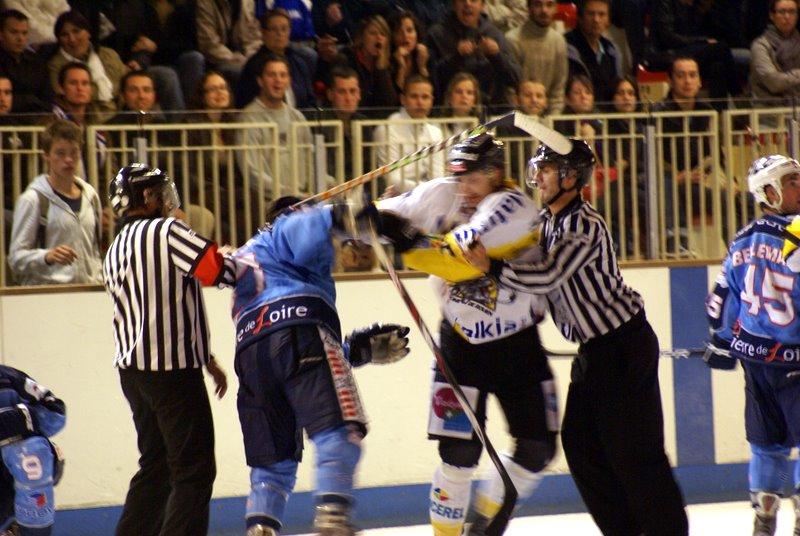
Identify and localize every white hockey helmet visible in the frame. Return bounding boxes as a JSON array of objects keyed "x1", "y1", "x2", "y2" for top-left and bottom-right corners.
[{"x1": 748, "y1": 155, "x2": 800, "y2": 211}]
